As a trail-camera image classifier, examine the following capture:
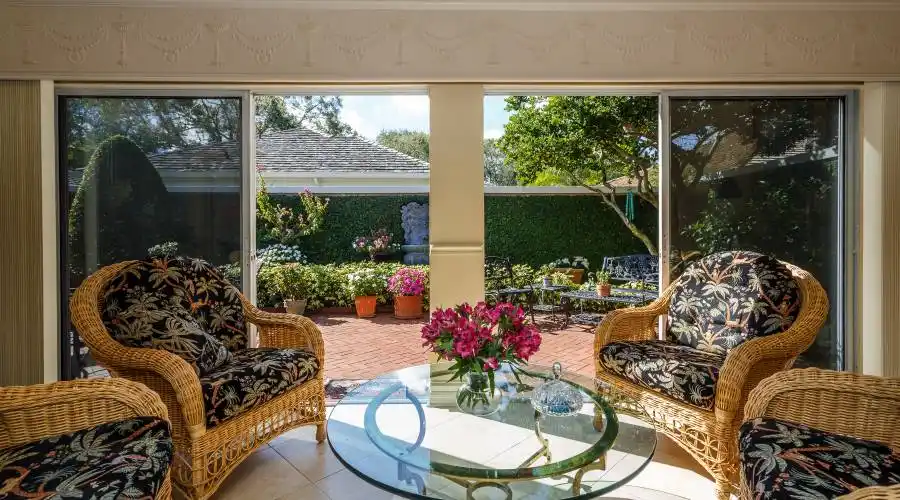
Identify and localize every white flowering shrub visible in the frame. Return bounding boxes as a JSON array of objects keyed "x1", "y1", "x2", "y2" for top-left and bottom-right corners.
[{"x1": 257, "y1": 244, "x2": 308, "y2": 266}]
